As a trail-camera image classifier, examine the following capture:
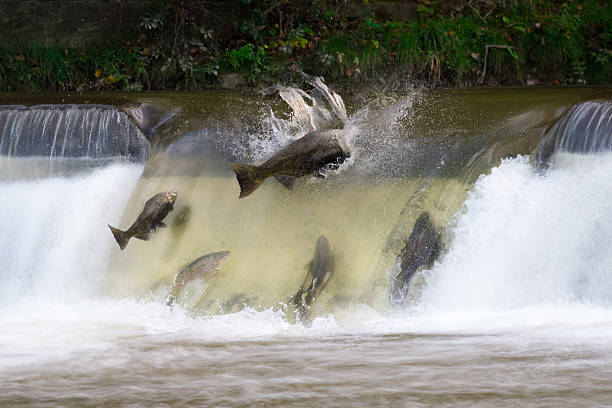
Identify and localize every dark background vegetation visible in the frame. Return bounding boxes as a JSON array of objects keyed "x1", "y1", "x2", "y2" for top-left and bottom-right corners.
[{"x1": 0, "y1": 0, "x2": 610, "y2": 92}]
